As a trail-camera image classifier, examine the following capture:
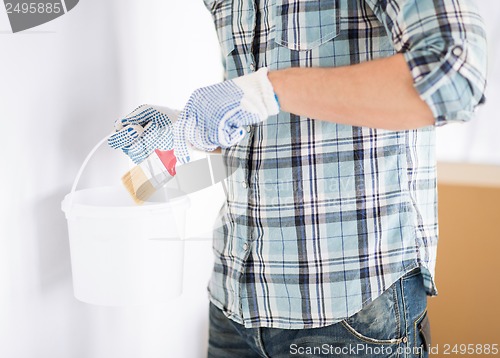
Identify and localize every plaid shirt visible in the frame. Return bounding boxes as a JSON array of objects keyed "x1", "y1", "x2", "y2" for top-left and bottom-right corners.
[{"x1": 205, "y1": 0, "x2": 487, "y2": 329}]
